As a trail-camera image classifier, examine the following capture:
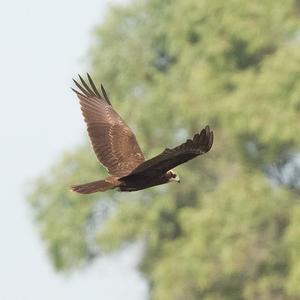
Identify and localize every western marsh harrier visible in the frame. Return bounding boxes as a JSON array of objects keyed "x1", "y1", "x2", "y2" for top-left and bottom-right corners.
[{"x1": 71, "y1": 74, "x2": 213, "y2": 193}]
